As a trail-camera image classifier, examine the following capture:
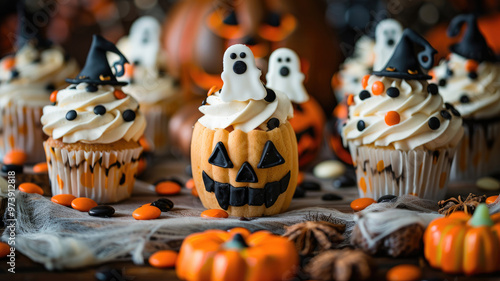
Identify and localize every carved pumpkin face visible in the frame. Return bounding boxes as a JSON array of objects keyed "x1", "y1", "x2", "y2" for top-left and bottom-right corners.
[{"x1": 191, "y1": 121, "x2": 298, "y2": 217}]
